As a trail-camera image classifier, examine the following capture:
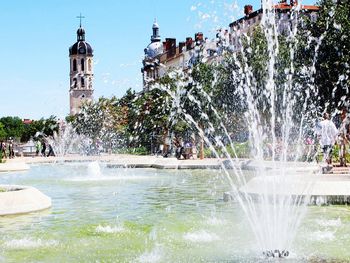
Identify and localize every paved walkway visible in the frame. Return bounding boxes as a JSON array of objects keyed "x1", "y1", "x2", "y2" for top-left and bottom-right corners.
[{"x1": 324, "y1": 164, "x2": 350, "y2": 175}]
